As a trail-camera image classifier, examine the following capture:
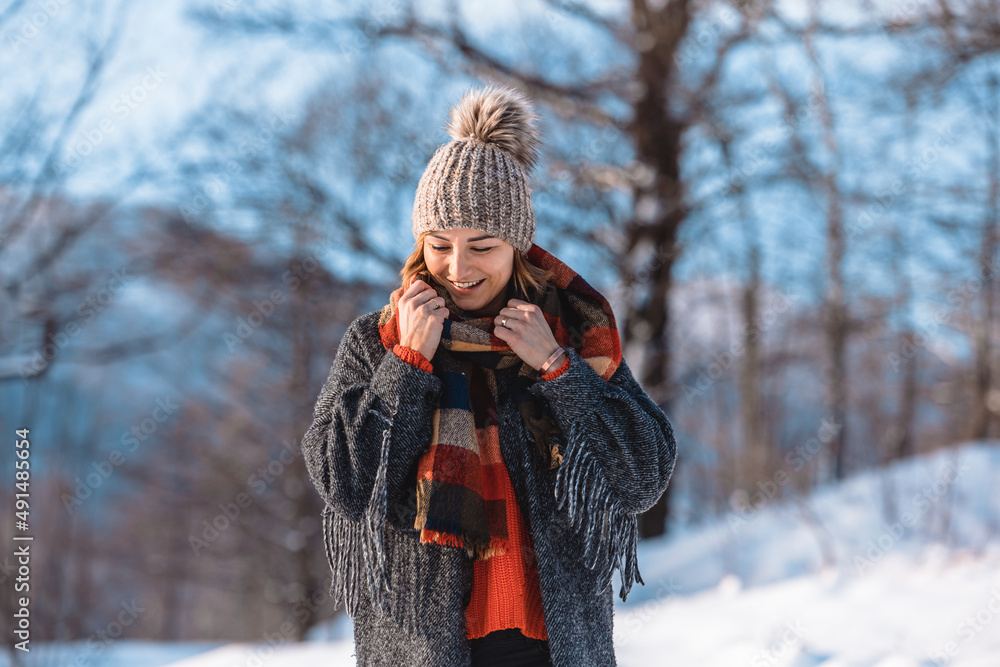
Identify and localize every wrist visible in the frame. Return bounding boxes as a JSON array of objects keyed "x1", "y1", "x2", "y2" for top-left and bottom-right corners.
[
  {"x1": 538, "y1": 347, "x2": 566, "y2": 374},
  {"x1": 400, "y1": 339, "x2": 430, "y2": 358},
  {"x1": 393, "y1": 344, "x2": 434, "y2": 374}
]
